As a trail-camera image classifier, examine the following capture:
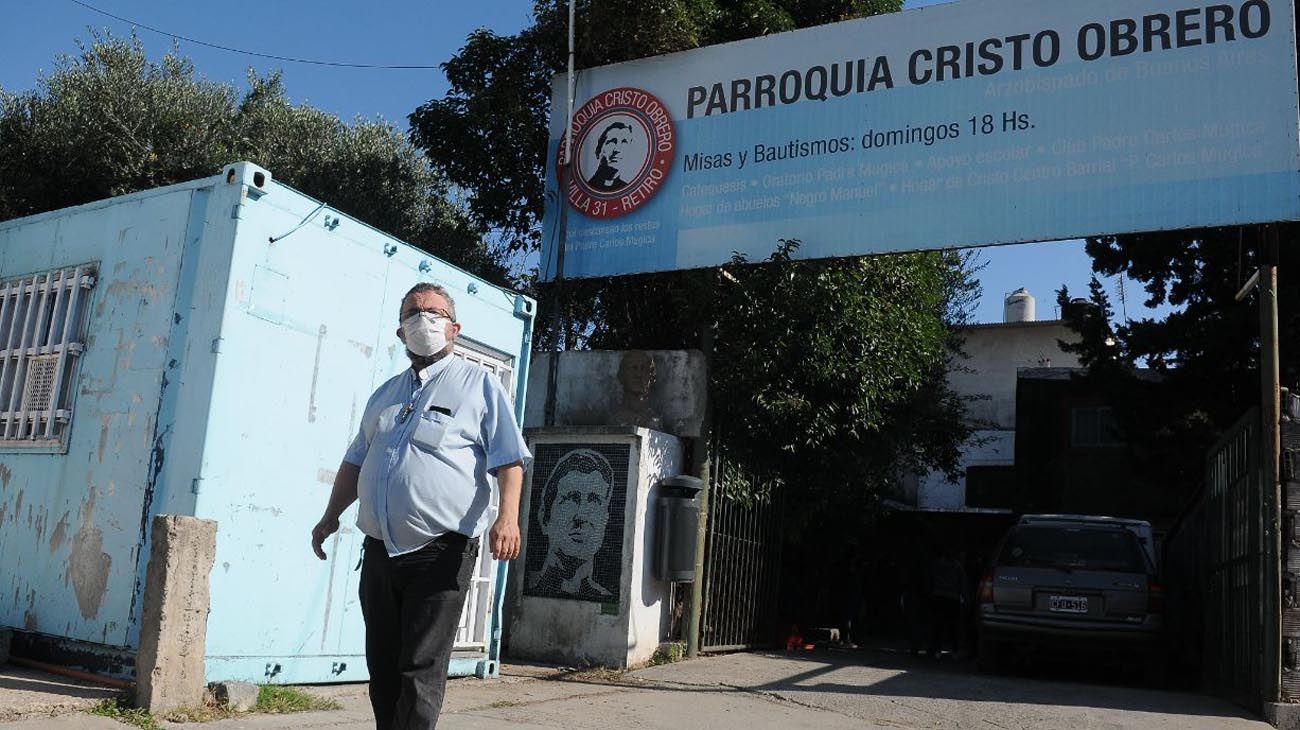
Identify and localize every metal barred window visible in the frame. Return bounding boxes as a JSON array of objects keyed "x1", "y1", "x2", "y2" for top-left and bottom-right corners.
[{"x1": 0, "y1": 265, "x2": 97, "y2": 448}]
